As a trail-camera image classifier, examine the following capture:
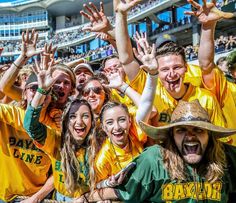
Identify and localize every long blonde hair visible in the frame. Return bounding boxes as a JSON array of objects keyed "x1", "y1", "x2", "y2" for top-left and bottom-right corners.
[{"x1": 161, "y1": 130, "x2": 226, "y2": 183}]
